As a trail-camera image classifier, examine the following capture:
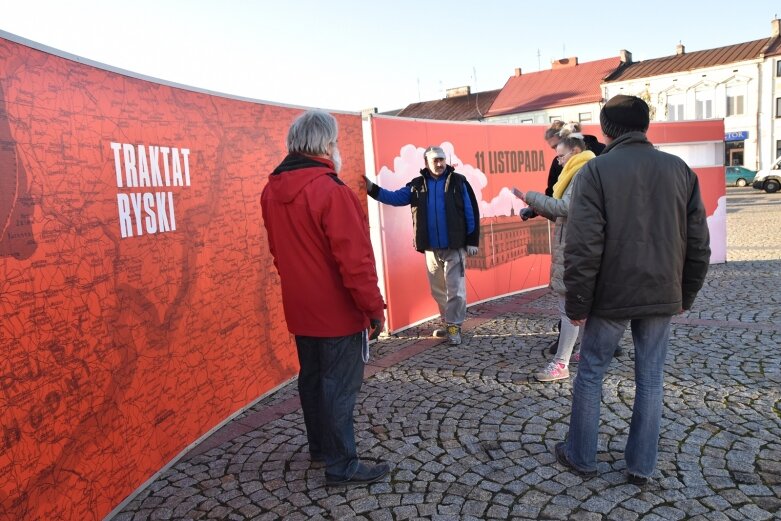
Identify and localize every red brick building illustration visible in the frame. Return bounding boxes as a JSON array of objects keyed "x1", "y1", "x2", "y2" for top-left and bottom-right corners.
[{"x1": 466, "y1": 213, "x2": 551, "y2": 270}]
